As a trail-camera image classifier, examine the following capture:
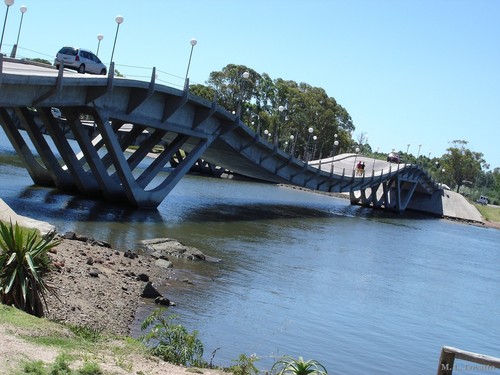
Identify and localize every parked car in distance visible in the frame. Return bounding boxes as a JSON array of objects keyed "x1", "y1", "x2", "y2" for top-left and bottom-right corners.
[
  {"x1": 54, "y1": 47, "x2": 107, "y2": 75},
  {"x1": 386, "y1": 152, "x2": 400, "y2": 163},
  {"x1": 476, "y1": 195, "x2": 489, "y2": 205}
]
